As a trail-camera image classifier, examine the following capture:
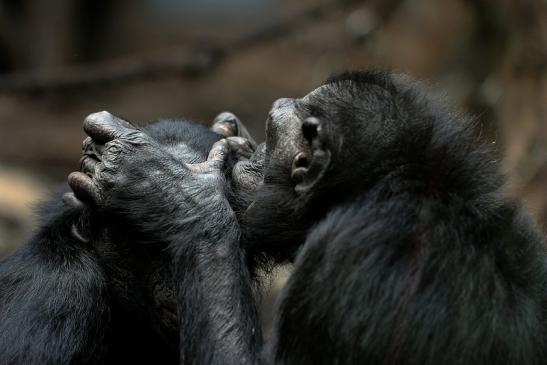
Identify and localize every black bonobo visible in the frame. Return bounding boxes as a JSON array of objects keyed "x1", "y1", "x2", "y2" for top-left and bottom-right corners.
[
  {"x1": 70, "y1": 71, "x2": 547, "y2": 365},
  {"x1": 0, "y1": 112, "x2": 257, "y2": 364}
]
